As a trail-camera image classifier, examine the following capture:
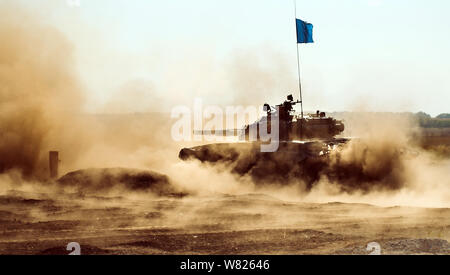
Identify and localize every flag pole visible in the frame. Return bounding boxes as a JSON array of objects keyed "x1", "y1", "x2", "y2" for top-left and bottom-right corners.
[{"x1": 294, "y1": 0, "x2": 304, "y2": 119}]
